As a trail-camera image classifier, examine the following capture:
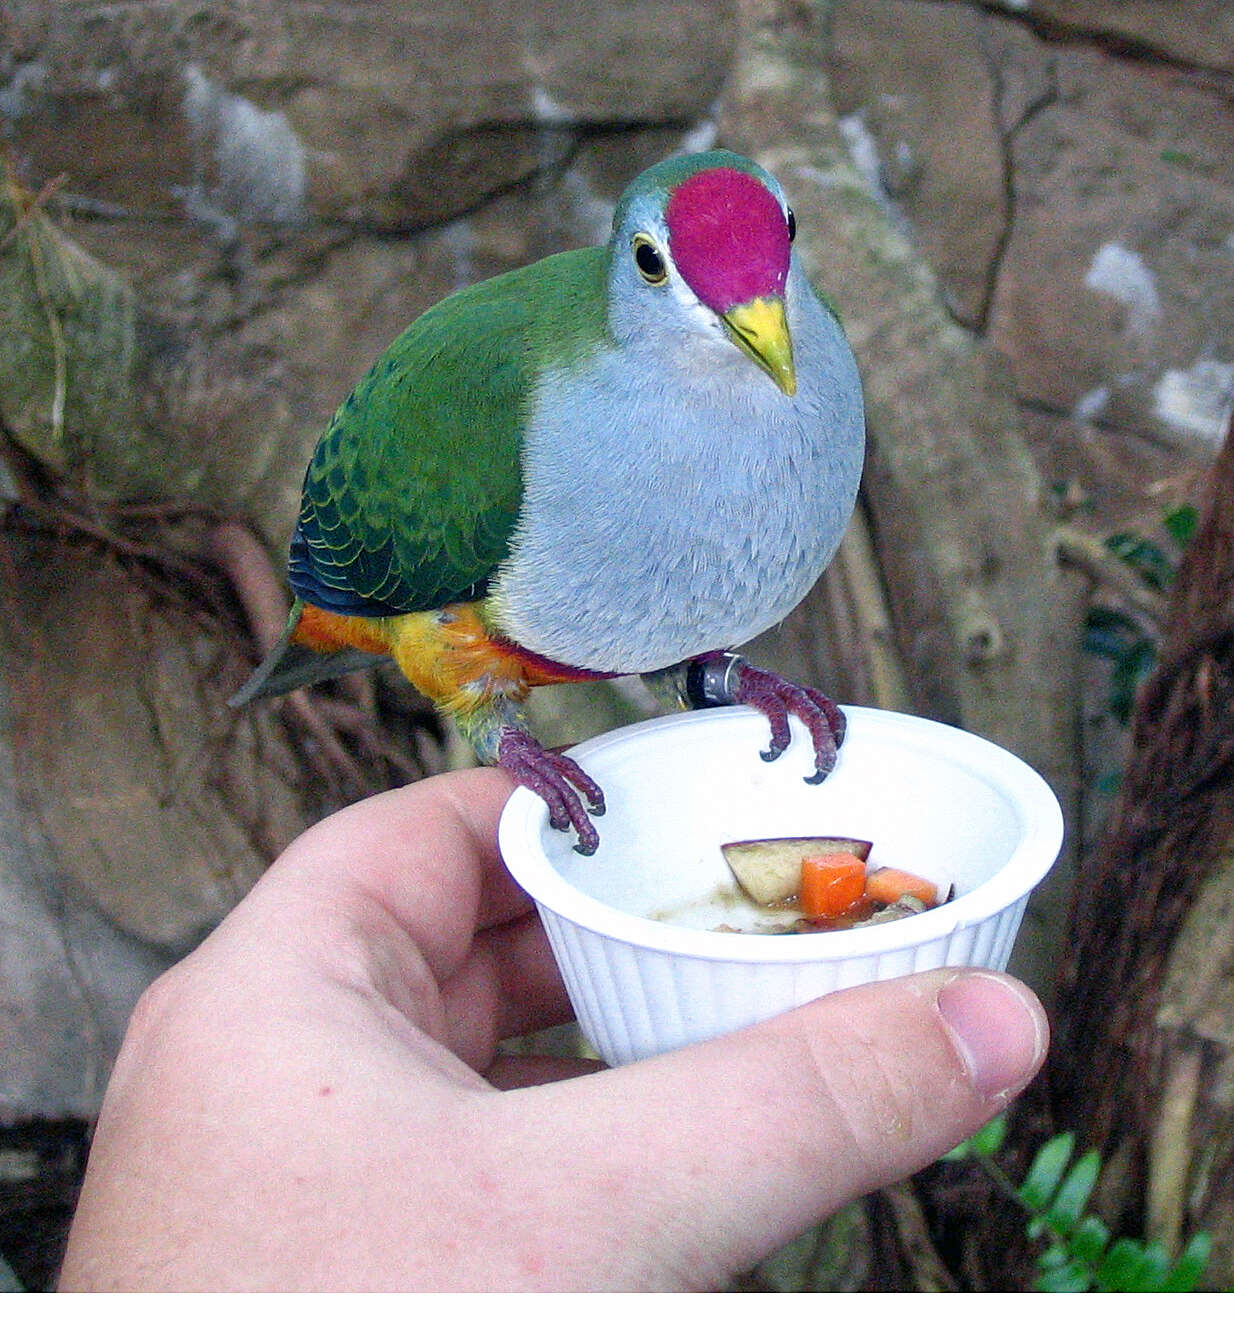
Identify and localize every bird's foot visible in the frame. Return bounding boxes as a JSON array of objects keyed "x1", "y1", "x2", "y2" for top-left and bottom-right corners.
[
  {"x1": 685, "y1": 651, "x2": 846, "y2": 785},
  {"x1": 497, "y1": 726, "x2": 607, "y2": 855},
  {"x1": 736, "y1": 663, "x2": 846, "y2": 783}
]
